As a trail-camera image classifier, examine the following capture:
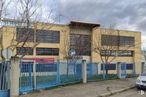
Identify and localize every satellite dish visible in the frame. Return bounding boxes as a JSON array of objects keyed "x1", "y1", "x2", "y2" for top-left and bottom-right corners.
[
  {"x1": 2, "y1": 48, "x2": 13, "y2": 61},
  {"x1": 69, "y1": 48, "x2": 76, "y2": 57}
]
